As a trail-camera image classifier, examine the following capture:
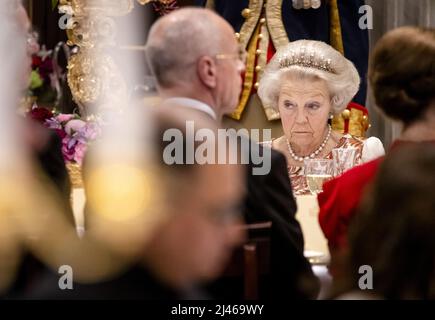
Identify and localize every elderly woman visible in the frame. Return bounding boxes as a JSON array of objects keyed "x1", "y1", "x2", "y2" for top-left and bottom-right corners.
[{"x1": 258, "y1": 40, "x2": 384, "y2": 195}]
